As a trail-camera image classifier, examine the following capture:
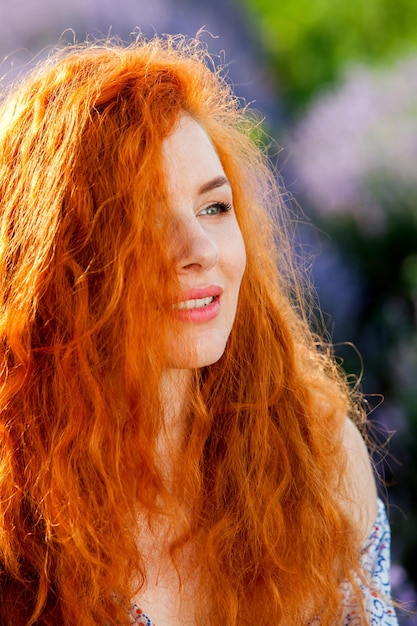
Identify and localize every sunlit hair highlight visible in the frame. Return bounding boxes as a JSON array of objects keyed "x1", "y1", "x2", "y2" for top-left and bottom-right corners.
[{"x1": 0, "y1": 35, "x2": 367, "y2": 625}]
